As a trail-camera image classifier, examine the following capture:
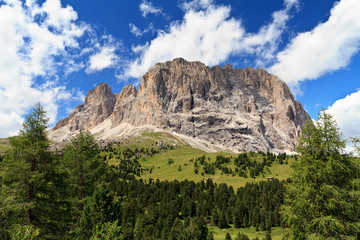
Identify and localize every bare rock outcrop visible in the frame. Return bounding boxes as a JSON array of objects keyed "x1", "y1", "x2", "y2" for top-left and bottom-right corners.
[
  {"x1": 50, "y1": 58, "x2": 310, "y2": 153},
  {"x1": 52, "y1": 82, "x2": 116, "y2": 131}
]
